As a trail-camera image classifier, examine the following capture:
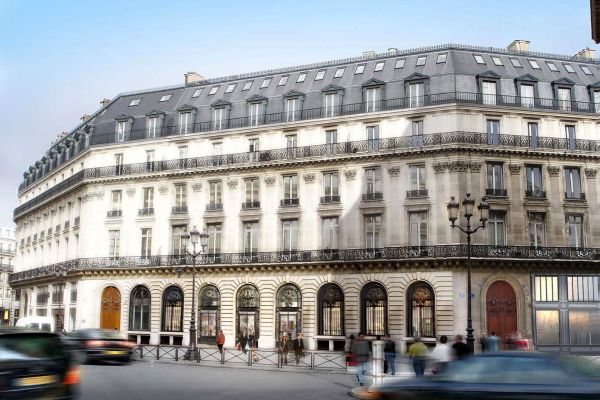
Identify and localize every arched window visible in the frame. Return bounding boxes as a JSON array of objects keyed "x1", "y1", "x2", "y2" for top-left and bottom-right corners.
[
  {"x1": 317, "y1": 283, "x2": 344, "y2": 336},
  {"x1": 407, "y1": 282, "x2": 435, "y2": 337},
  {"x1": 236, "y1": 284, "x2": 260, "y2": 341},
  {"x1": 129, "y1": 286, "x2": 150, "y2": 331},
  {"x1": 199, "y1": 285, "x2": 220, "y2": 344},
  {"x1": 162, "y1": 286, "x2": 183, "y2": 332},
  {"x1": 361, "y1": 282, "x2": 387, "y2": 336},
  {"x1": 276, "y1": 283, "x2": 302, "y2": 338}
]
